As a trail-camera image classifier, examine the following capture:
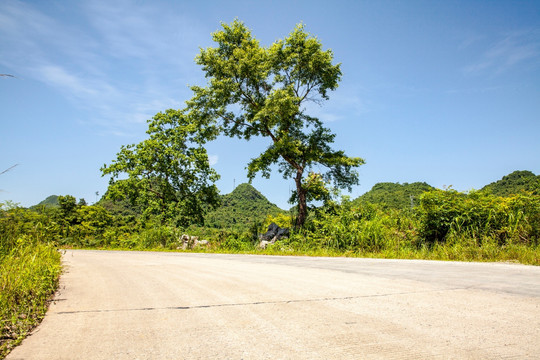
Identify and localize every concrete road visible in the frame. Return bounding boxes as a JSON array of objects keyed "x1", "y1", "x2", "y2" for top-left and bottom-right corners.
[{"x1": 7, "y1": 250, "x2": 540, "y2": 359}]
